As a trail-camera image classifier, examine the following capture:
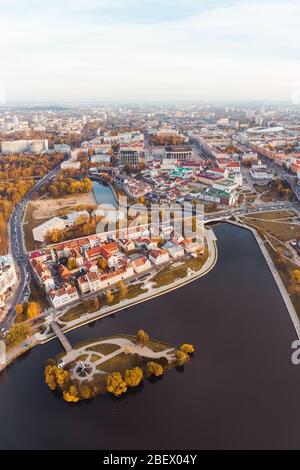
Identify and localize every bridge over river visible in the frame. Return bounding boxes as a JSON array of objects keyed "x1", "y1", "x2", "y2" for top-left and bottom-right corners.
[{"x1": 50, "y1": 321, "x2": 73, "y2": 353}]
